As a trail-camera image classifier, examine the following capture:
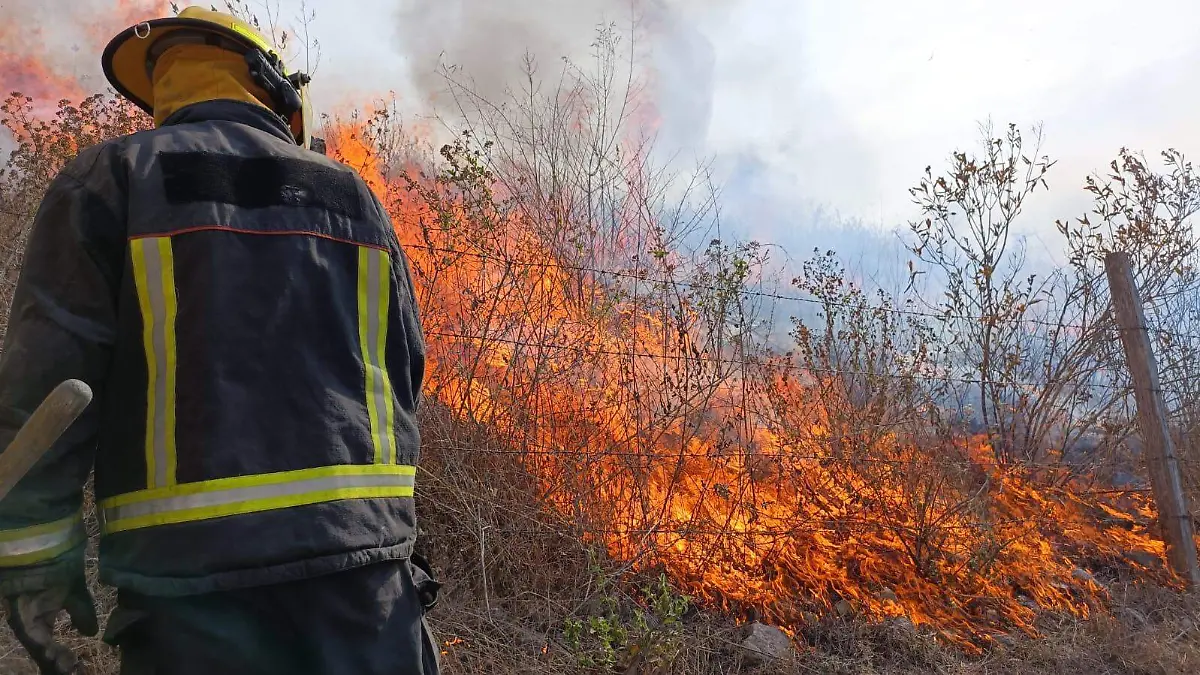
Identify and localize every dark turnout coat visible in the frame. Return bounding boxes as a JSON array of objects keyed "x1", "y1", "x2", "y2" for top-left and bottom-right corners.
[{"x1": 0, "y1": 99, "x2": 426, "y2": 598}]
